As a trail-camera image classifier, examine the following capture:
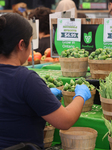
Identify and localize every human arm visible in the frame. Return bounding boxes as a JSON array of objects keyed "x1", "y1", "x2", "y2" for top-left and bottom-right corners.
[
  {"x1": 42, "y1": 84, "x2": 91, "y2": 130},
  {"x1": 42, "y1": 96, "x2": 84, "y2": 130},
  {"x1": 24, "y1": 72, "x2": 91, "y2": 130}
]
